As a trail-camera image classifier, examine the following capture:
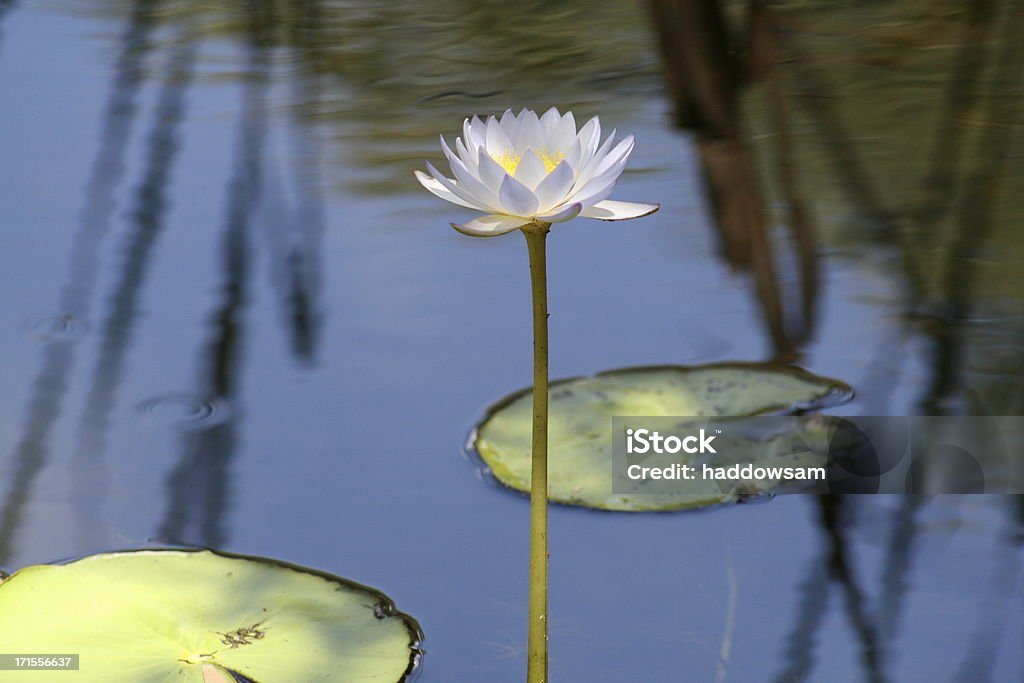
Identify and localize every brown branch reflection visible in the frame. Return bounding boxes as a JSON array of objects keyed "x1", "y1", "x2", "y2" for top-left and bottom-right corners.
[
  {"x1": 645, "y1": 6, "x2": 1023, "y2": 676},
  {"x1": 917, "y1": 0, "x2": 998, "y2": 231},
  {"x1": 921, "y1": 0, "x2": 1024, "y2": 415},
  {"x1": 646, "y1": 0, "x2": 820, "y2": 361}
]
